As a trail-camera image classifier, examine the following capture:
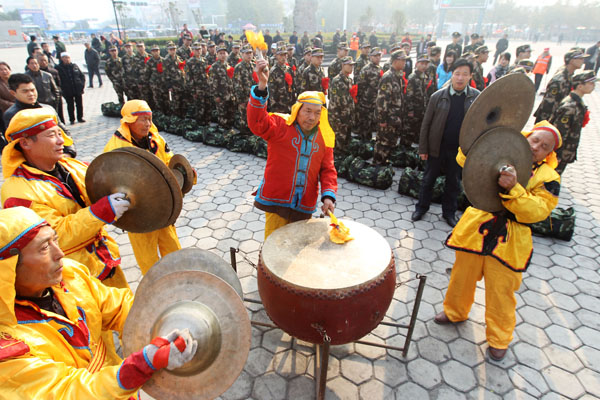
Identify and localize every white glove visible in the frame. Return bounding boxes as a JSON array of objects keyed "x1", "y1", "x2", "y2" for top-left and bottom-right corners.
[
  {"x1": 108, "y1": 192, "x2": 130, "y2": 219},
  {"x1": 144, "y1": 329, "x2": 198, "y2": 371}
]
